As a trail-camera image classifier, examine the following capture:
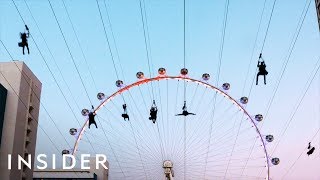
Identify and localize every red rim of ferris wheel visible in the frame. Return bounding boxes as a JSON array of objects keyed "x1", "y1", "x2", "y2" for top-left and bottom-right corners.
[{"x1": 71, "y1": 75, "x2": 271, "y2": 180}]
